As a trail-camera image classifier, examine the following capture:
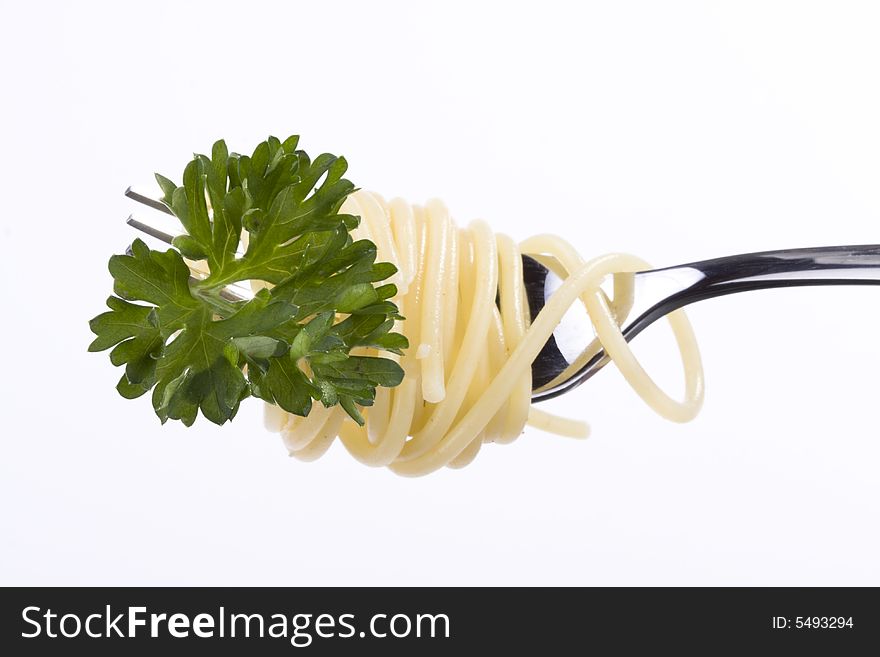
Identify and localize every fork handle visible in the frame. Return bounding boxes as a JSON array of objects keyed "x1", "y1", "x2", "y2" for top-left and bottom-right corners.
[
  {"x1": 534, "y1": 245, "x2": 880, "y2": 402},
  {"x1": 646, "y1": 244, "x2": 880, "y2": 322}
]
